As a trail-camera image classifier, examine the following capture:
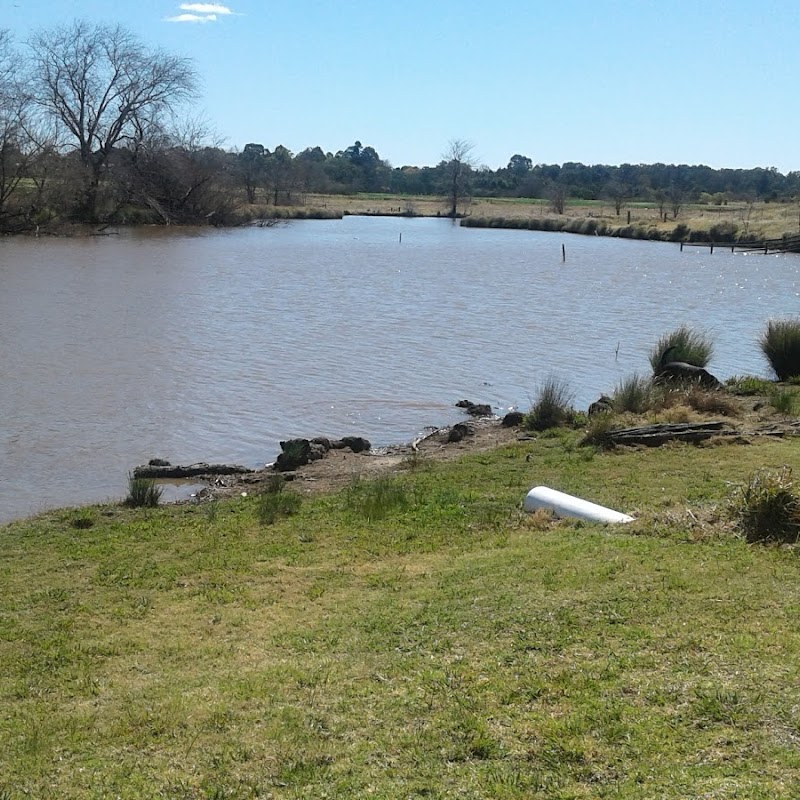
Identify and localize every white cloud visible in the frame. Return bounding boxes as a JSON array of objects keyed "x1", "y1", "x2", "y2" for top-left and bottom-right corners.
[
  {"x1": 180, "y1": 3, "x2": 234, "y2": 14},
  {"x1": 164, "y1": 3, "x2": 238, "y2": 23},
  {"x1": 165, "y1": 12, "x2": 217, "y2": 22}
]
